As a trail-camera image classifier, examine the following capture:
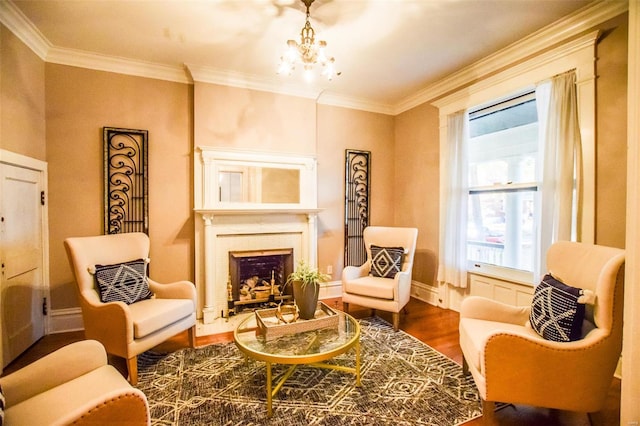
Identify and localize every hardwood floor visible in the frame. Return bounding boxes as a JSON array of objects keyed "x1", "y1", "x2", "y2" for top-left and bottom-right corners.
[{"x1": 1, "y1": 297, "x2": 620, "y2": 425}]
